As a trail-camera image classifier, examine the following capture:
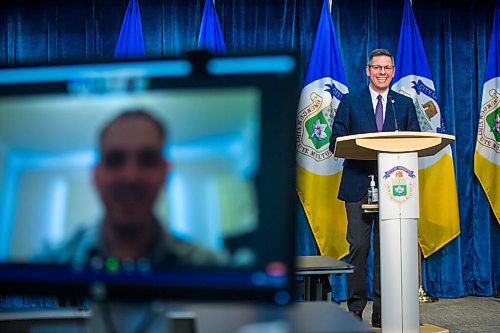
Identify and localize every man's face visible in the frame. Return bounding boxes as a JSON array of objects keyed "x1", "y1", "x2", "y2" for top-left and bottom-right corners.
[
  {"x1": 366, "y1": 55, "x2": 395, "y2": 94},
  {"x1": 93, "y1": 116, "x2": 168, "y2": 229}
]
